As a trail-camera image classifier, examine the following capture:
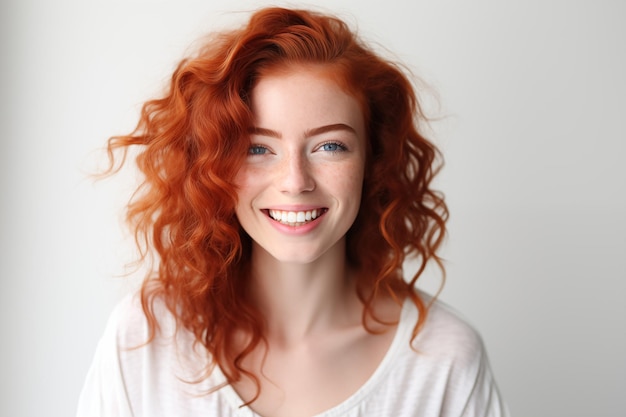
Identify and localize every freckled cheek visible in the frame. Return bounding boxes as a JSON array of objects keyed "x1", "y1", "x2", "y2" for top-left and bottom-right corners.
[
  {"x1": 345, "y1": 173, "x2": 365, "y2": 205},
  {"x1": 233, "y1": 166, "x2": 246, "y2": 188},
  {"x1": 233, "y1": 168, "x2": 264, "y2": 209},
  {"x1": 319, "y1": 162, "x2": 365, "y2": 203},
  {"x1": 234, "y1": 165, "x2": 265, "y2": 188}
]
